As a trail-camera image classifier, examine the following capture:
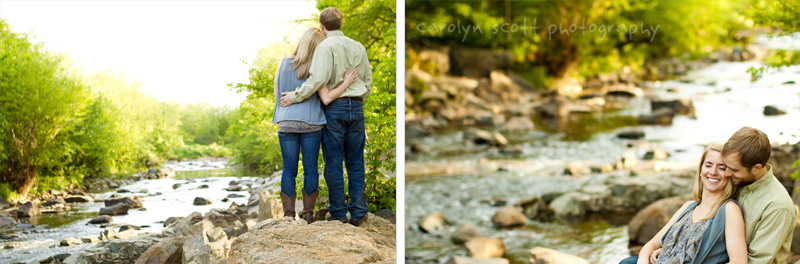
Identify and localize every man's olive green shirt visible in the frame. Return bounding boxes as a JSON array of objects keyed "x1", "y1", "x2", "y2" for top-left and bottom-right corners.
[
  {"x1": 286, "y1": 31, "x2": 372, "y2": 104},
  {"x1": 738, "y1": 164, "x2": 796, "y2": 264}
]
